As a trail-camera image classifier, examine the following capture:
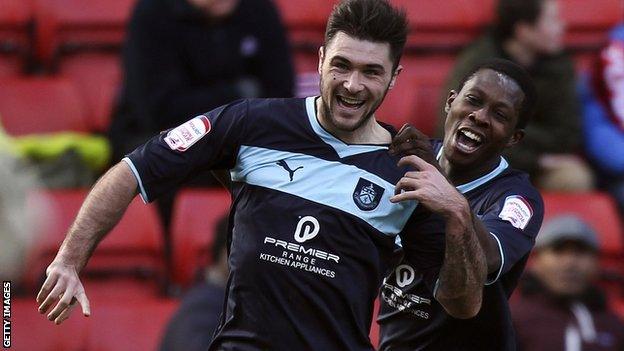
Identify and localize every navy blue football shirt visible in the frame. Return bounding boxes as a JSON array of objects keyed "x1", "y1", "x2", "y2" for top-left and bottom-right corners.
[
  {"x1": 124, "y1": 97, "x2": 418, "y2": 350},
  {"x1": 377, "y1": 142, "x2": 544, "y2": 351}
]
